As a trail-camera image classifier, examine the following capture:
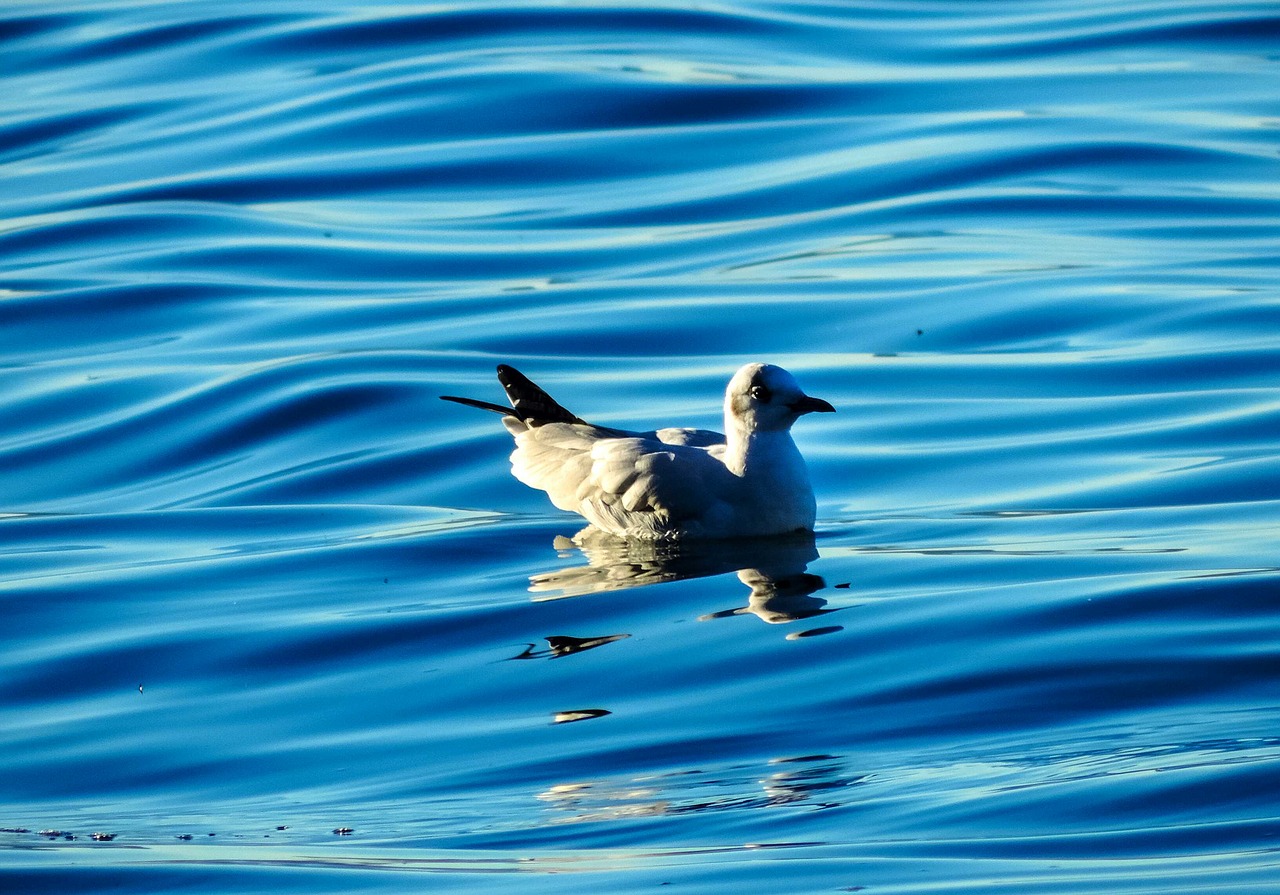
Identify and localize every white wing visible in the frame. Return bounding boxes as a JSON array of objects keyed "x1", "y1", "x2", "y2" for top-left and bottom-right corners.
[
  {"x1": 656, "y1": 427, "x2": 725, "y2": 449},
  {"x1": 506, "y1": 420, "x2": 736, "y2": 538}
]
